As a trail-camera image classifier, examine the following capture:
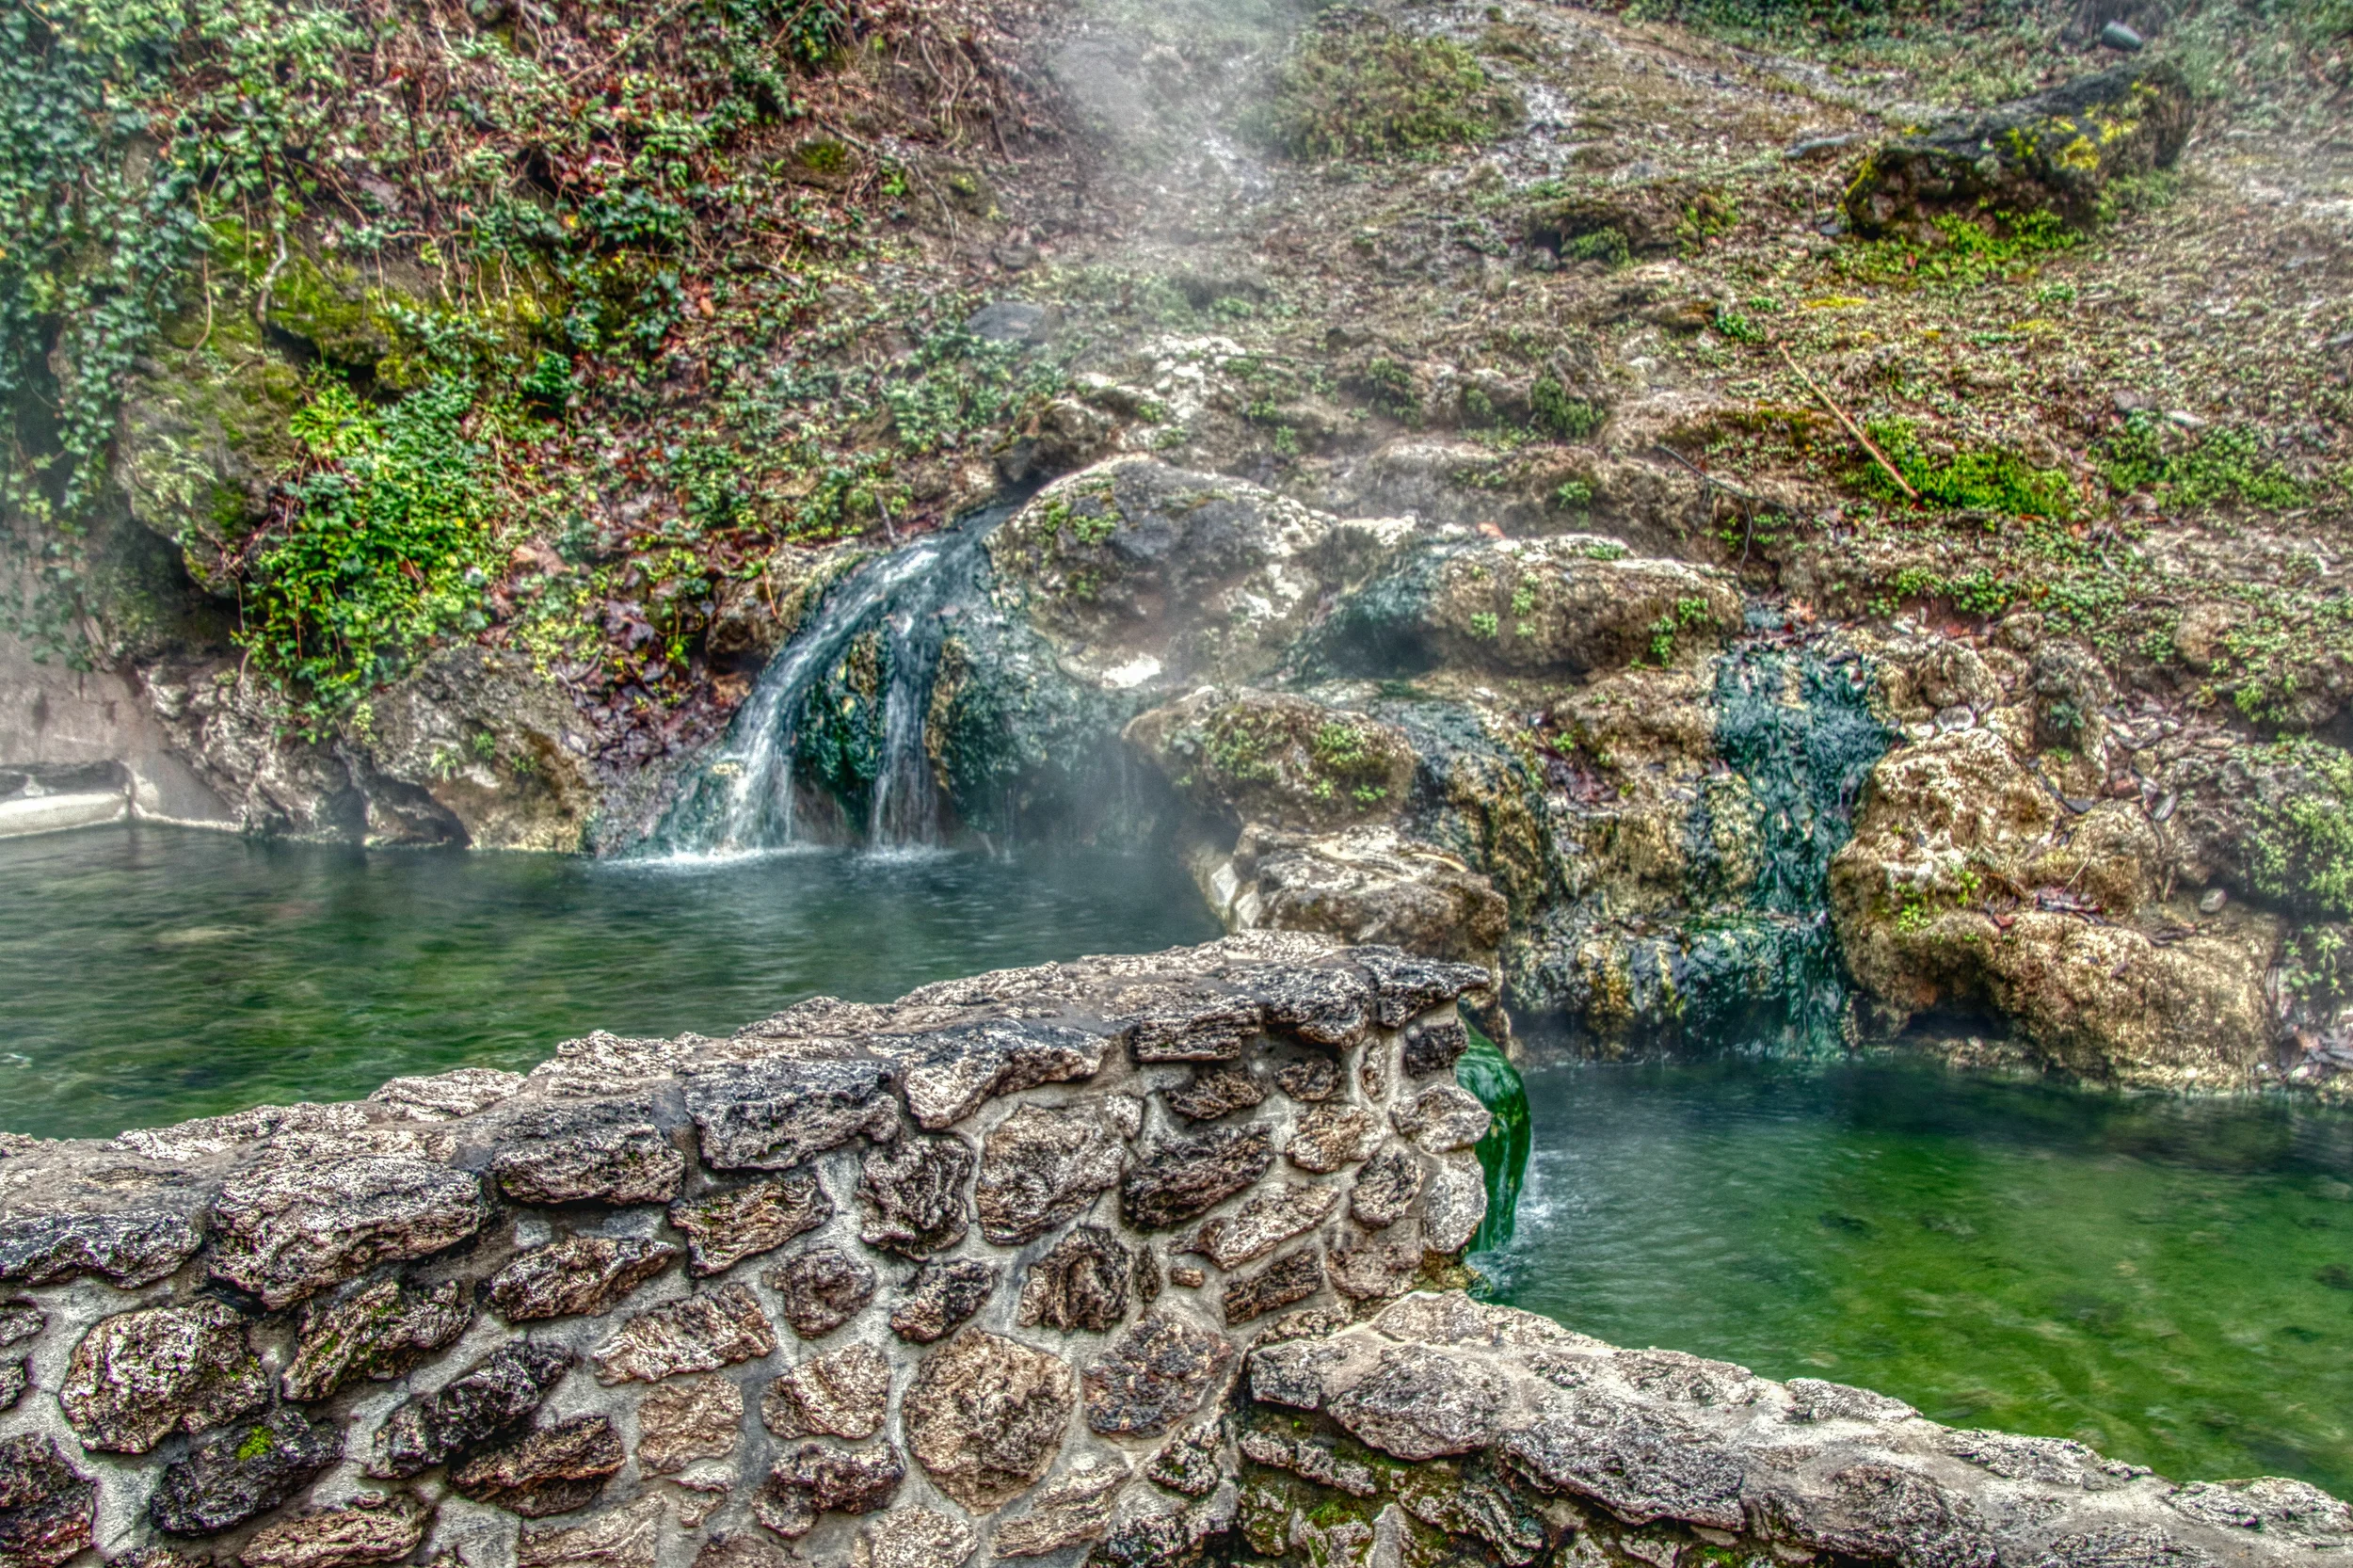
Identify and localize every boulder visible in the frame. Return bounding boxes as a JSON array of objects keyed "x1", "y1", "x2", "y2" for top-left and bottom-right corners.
[
  {"x1": 1845, "y1": 62, "x2": 2193, "y2": 238},
  {"x1": 1125, "y1": 690, "x2": 1416, "y2": 831}
]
